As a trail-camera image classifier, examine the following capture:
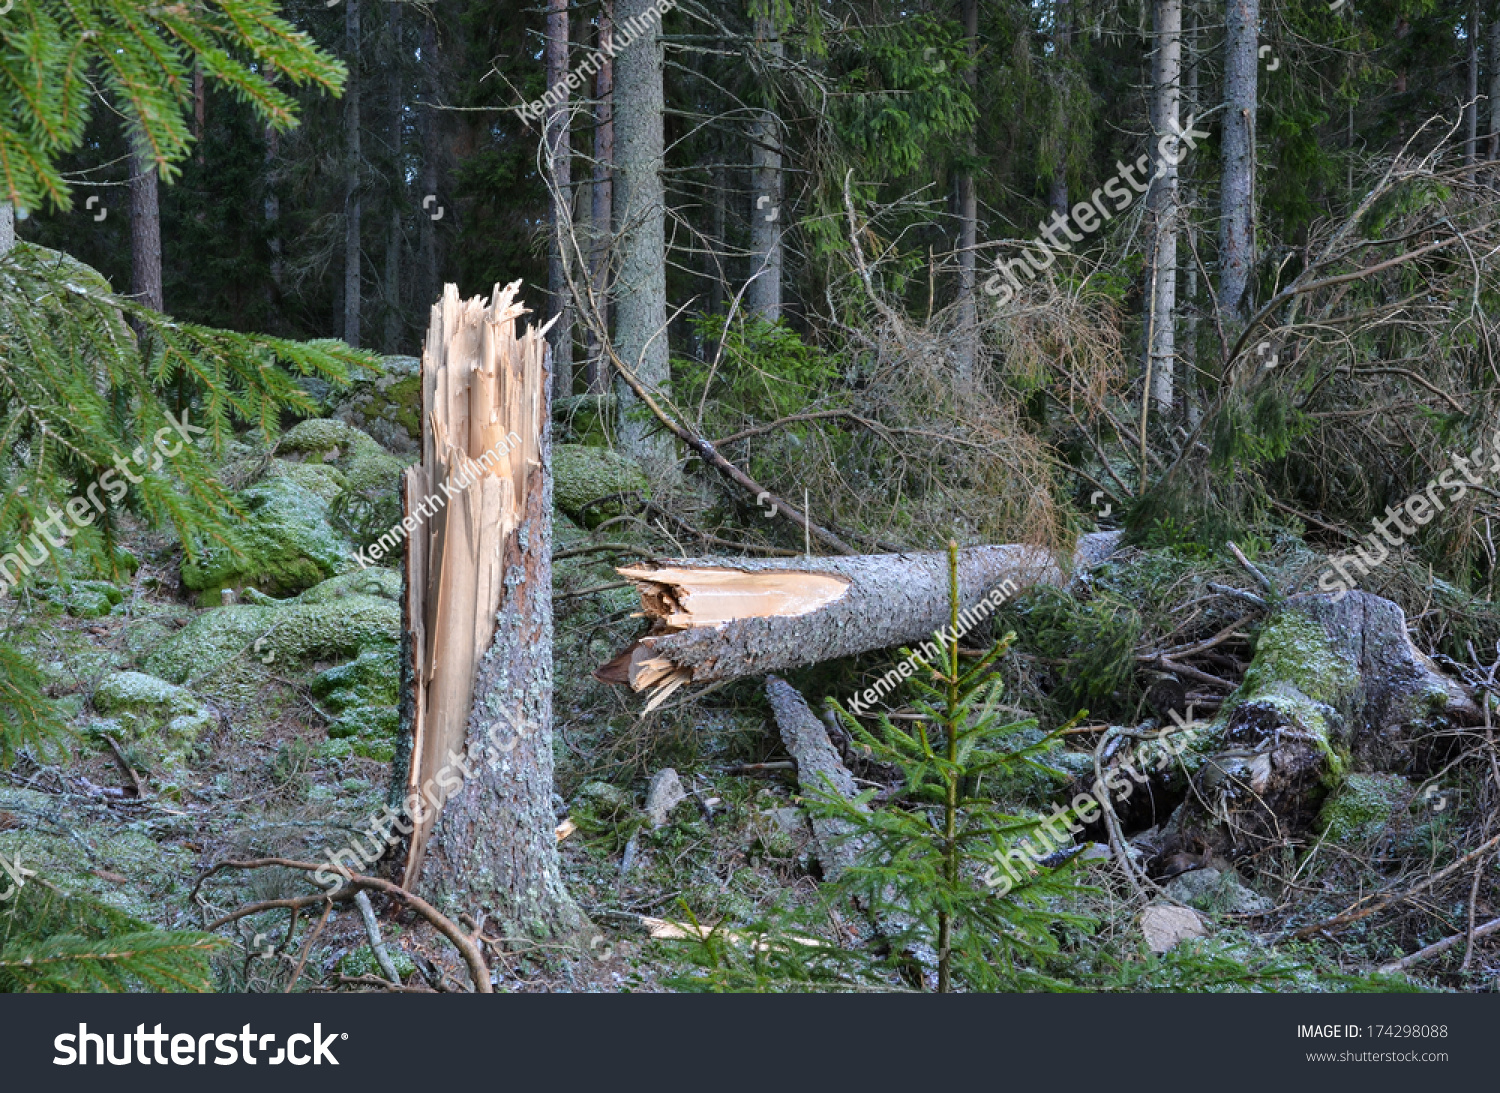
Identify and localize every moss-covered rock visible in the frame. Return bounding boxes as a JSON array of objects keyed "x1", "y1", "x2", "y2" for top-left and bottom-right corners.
[
  {"x1": 312, "y1": 648, "x2": 399, "y2": 712},
  {"x1": 276, "y1": 418, "x2": 408, "y2": 550},
  {"x1": 553, "y1": 444, "x2": 649, "y2": 527},
  {"x1": 90, "y1": 671, "x2": 213, "y2": 770},
  {"x1": 144, "y1": 573, "x2": 401, "y2": 686},
  {"x1": 180, "y1": 475, "x2": 352, "y2": 603},
  {"x1": 1318, "y1": 772, "x2": 1410, "y2": 843},
  {"x1": 1234, "y1": 610, "x2": 1358, "y2": 713},
  {"x1": 332, "y1": 355, "x2": 422, "y2": 454}
]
